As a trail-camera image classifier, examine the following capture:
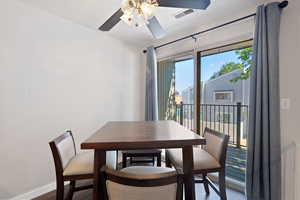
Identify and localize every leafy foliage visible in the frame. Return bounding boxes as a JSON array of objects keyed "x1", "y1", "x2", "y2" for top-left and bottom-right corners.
[
  {"x1": 210, "y1": 62, "x2": 243, "y2": 80},
  {"x1": 209, "y1": 47, "x2": 253, "y2": 82}
]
